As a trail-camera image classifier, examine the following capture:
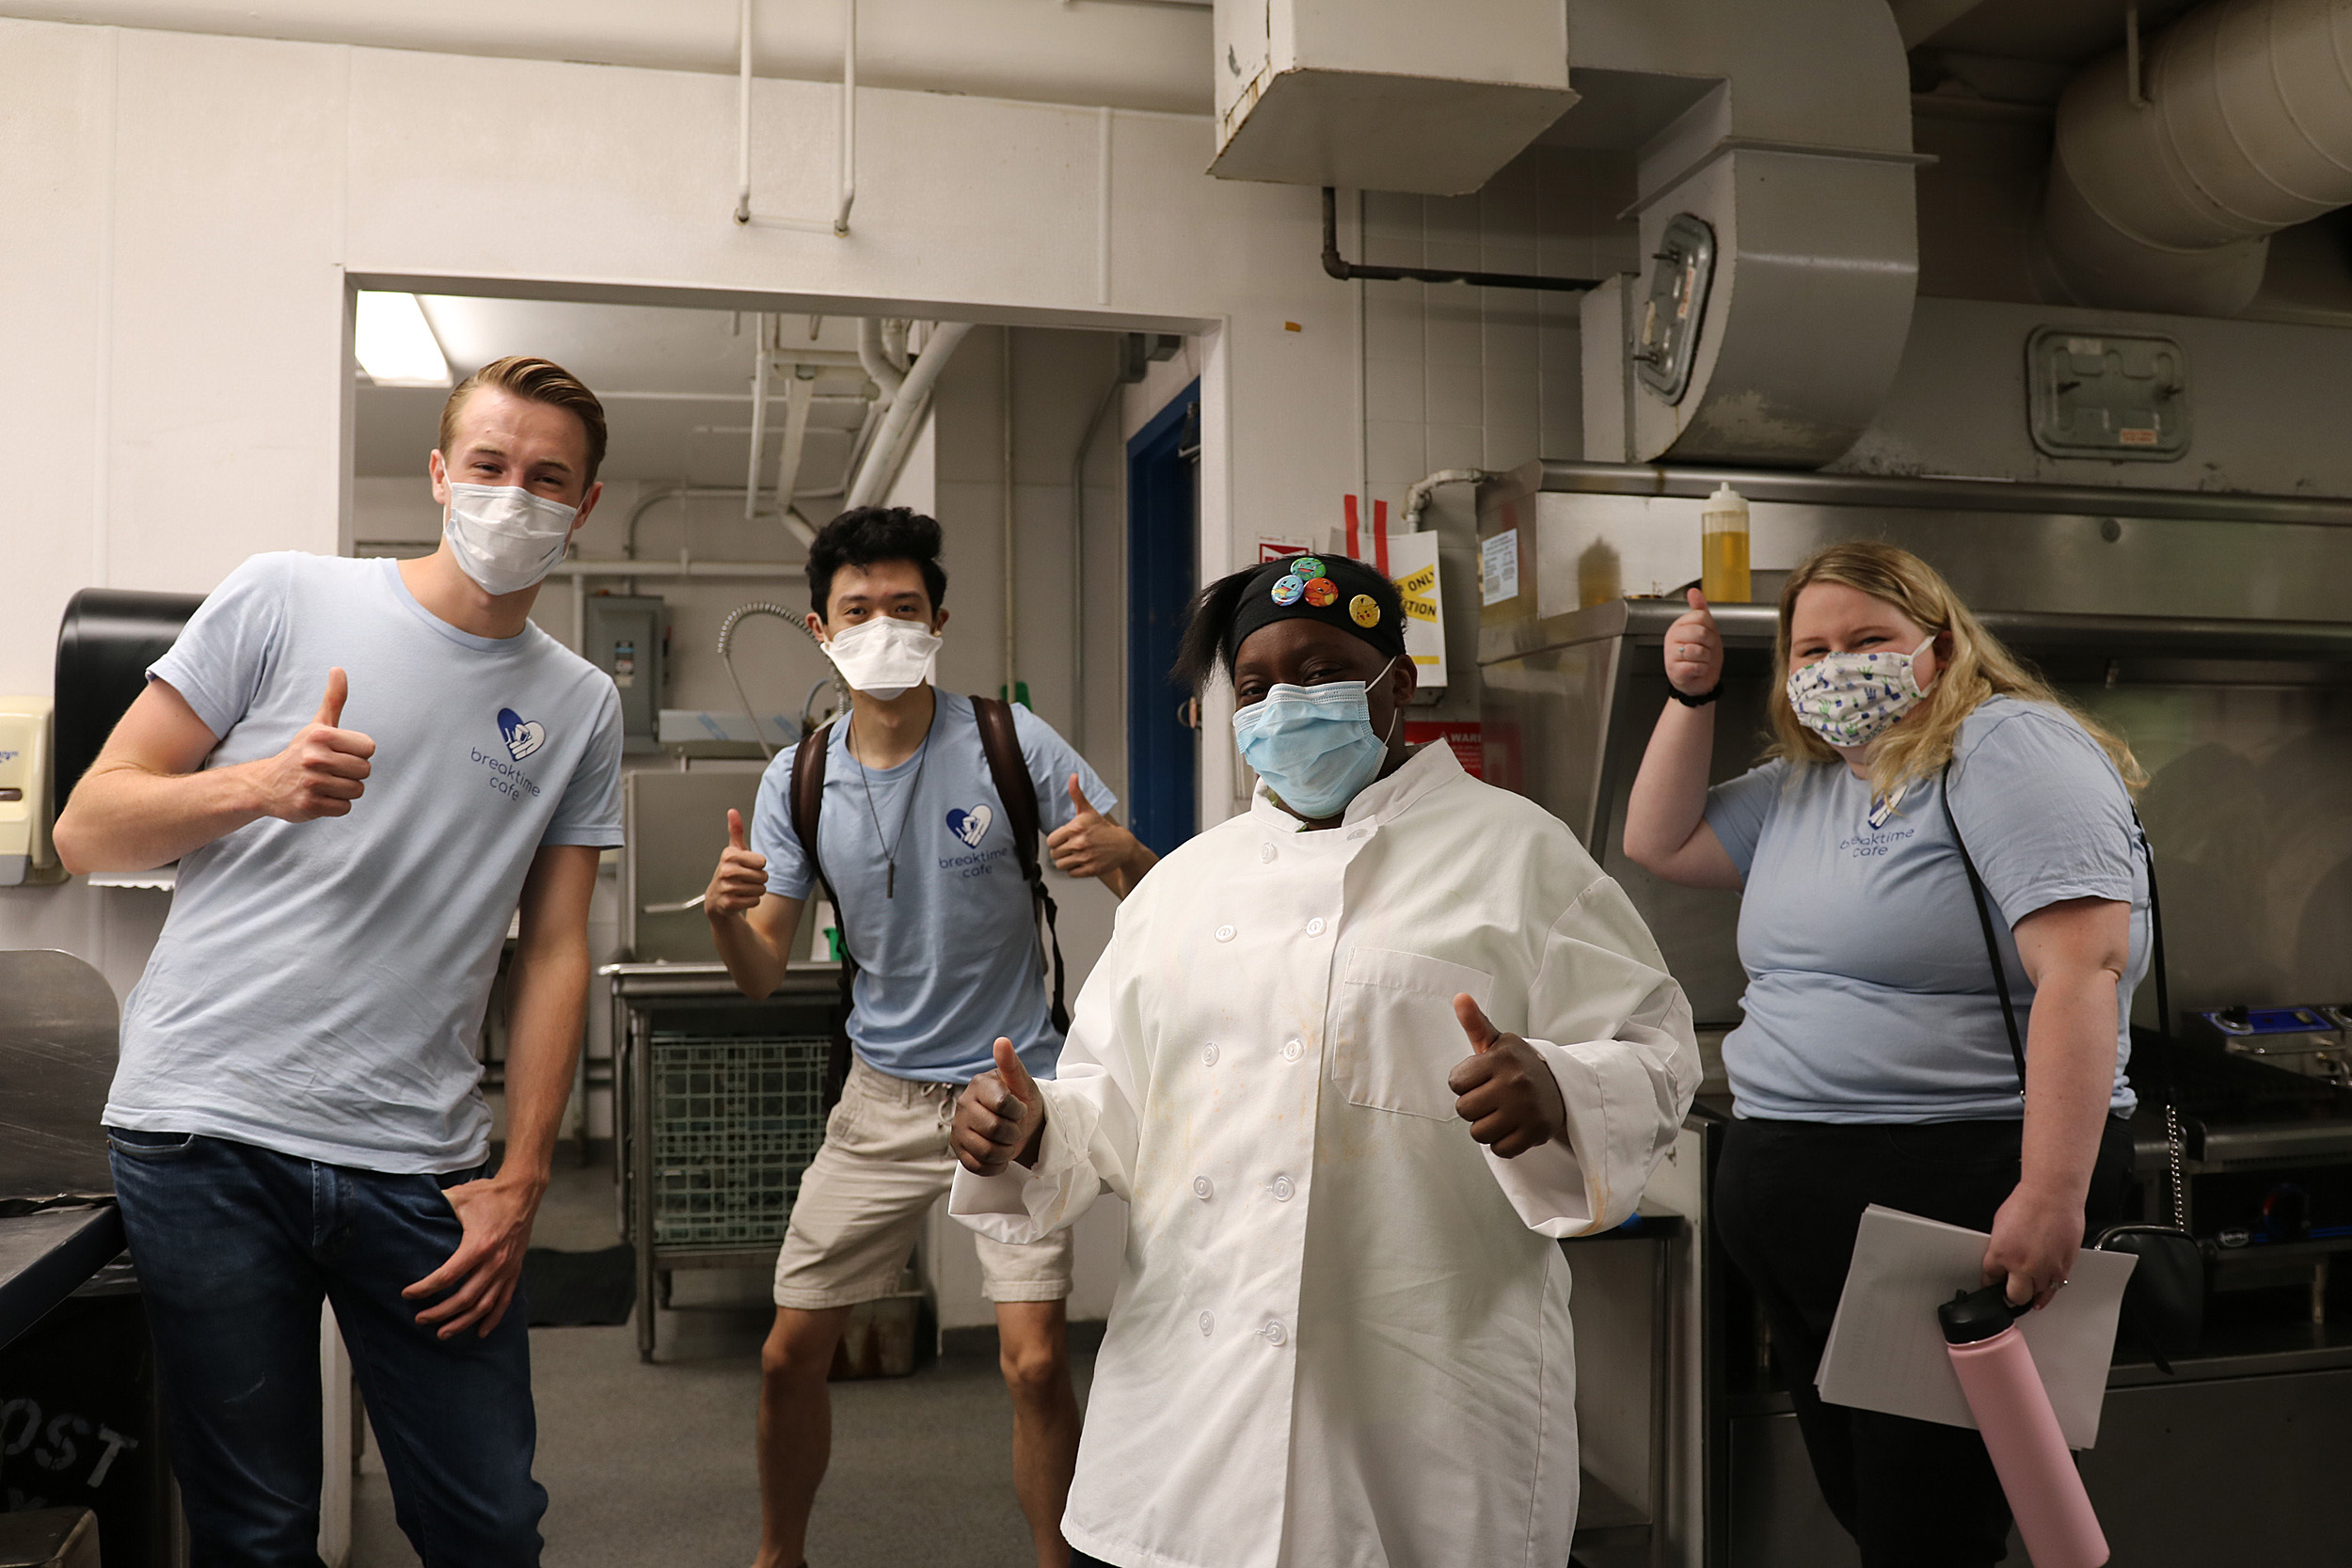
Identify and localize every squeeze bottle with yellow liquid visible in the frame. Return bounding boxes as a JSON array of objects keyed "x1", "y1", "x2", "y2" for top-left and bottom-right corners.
[{"x1": 1700, "y1": 482, "x2": 1752, "y2": 603}]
